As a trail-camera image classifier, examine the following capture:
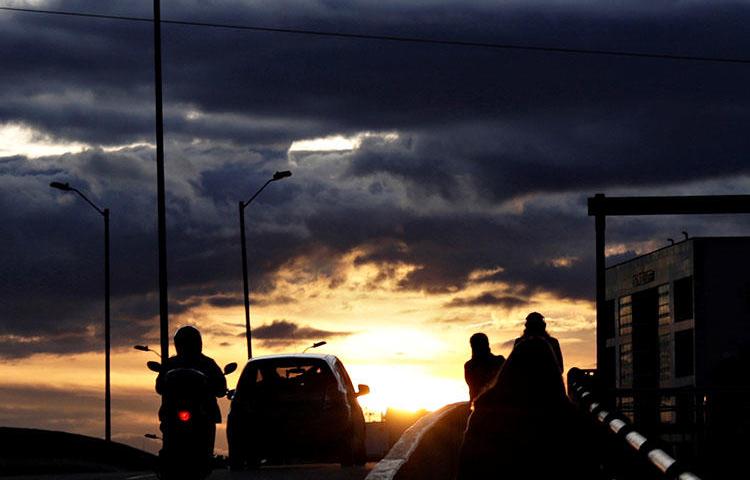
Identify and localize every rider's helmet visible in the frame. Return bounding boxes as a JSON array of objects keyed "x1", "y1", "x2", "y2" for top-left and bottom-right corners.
[{"x1": 174, "y1": 325, "x2": 202, "y2": 357}]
